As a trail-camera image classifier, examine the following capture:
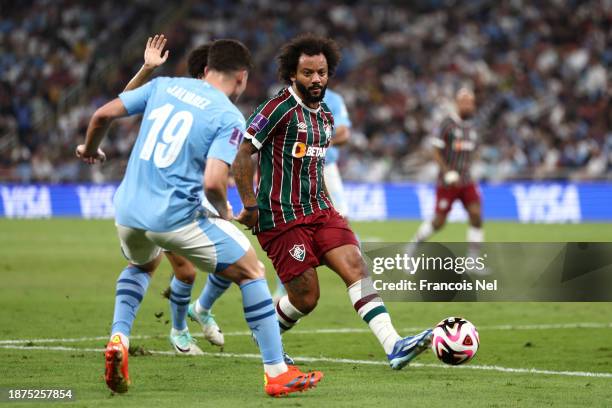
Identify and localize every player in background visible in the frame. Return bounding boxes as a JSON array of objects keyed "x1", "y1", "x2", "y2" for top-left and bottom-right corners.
[
  {"x1": 123, "y1": 35, "x2": 226, "y2": 350},
  {"x1": 409, "y1": 88, "x2": 484, "y2": 259},
  {"x1": 76, "y1": 39, "x2": 322, "y2": 396},
  {"x1": 272, "y1": 87, "x2": 351, "y2": 301},
  {"x1": 233, "y1": 34, "x2": 433, "y2": 370}
]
